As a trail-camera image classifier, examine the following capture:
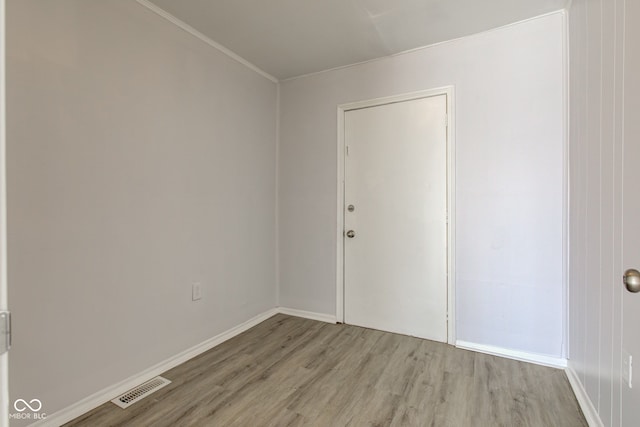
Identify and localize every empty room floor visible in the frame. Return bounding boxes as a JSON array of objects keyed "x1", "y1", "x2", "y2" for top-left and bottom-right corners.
[{"x1": 65, "y1": 315, "x2": 587, "y2": 426}]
